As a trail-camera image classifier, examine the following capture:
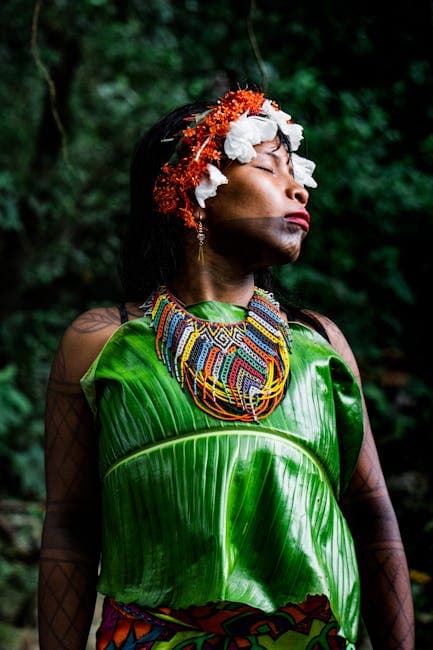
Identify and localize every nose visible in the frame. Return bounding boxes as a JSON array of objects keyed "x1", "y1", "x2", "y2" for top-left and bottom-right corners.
[{"x1": 287, "y1": 179, "x2": 309, "y2": 206}]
